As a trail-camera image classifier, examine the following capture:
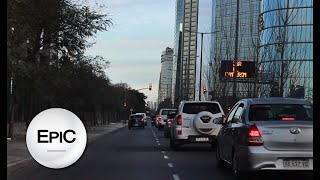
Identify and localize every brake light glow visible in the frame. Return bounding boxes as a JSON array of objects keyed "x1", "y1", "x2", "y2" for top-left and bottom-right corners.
[
  {"x1": 176, "y1": 115, "x2": 182, "y2": 125},
  {"x1": 281, "y1": 117, "x2": 296, "y2": 121},
  {"x1": 247, "y1": 124, "x2": 263, "y2": 146},
  {"x1": 168, "y1": 119, "x2": 172, "y2": 125},
  {"x1": 178, "y1": 130, "x2": 182, "y2": 135}
]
